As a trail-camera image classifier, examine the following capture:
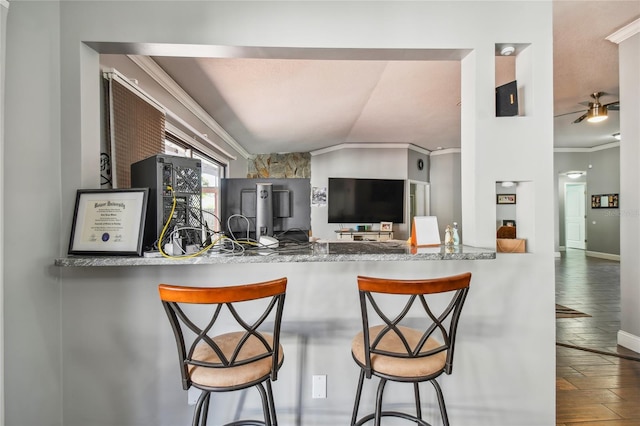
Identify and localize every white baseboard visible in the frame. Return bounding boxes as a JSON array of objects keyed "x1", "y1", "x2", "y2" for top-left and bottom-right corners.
[
  {"x1": 618, "y1": 330, "x2": 640, "y2": 353},
  {"x1": 585, "y1": 251, "x2": 620, "y2": 261}
]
